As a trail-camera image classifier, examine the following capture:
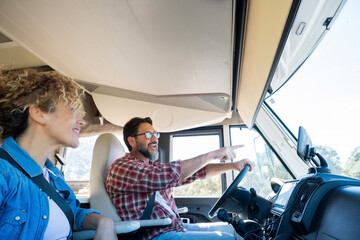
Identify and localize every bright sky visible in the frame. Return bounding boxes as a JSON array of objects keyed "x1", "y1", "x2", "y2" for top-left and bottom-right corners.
[{"x1": 267, "y1": 0, "x2": 360, "y2": 164}]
